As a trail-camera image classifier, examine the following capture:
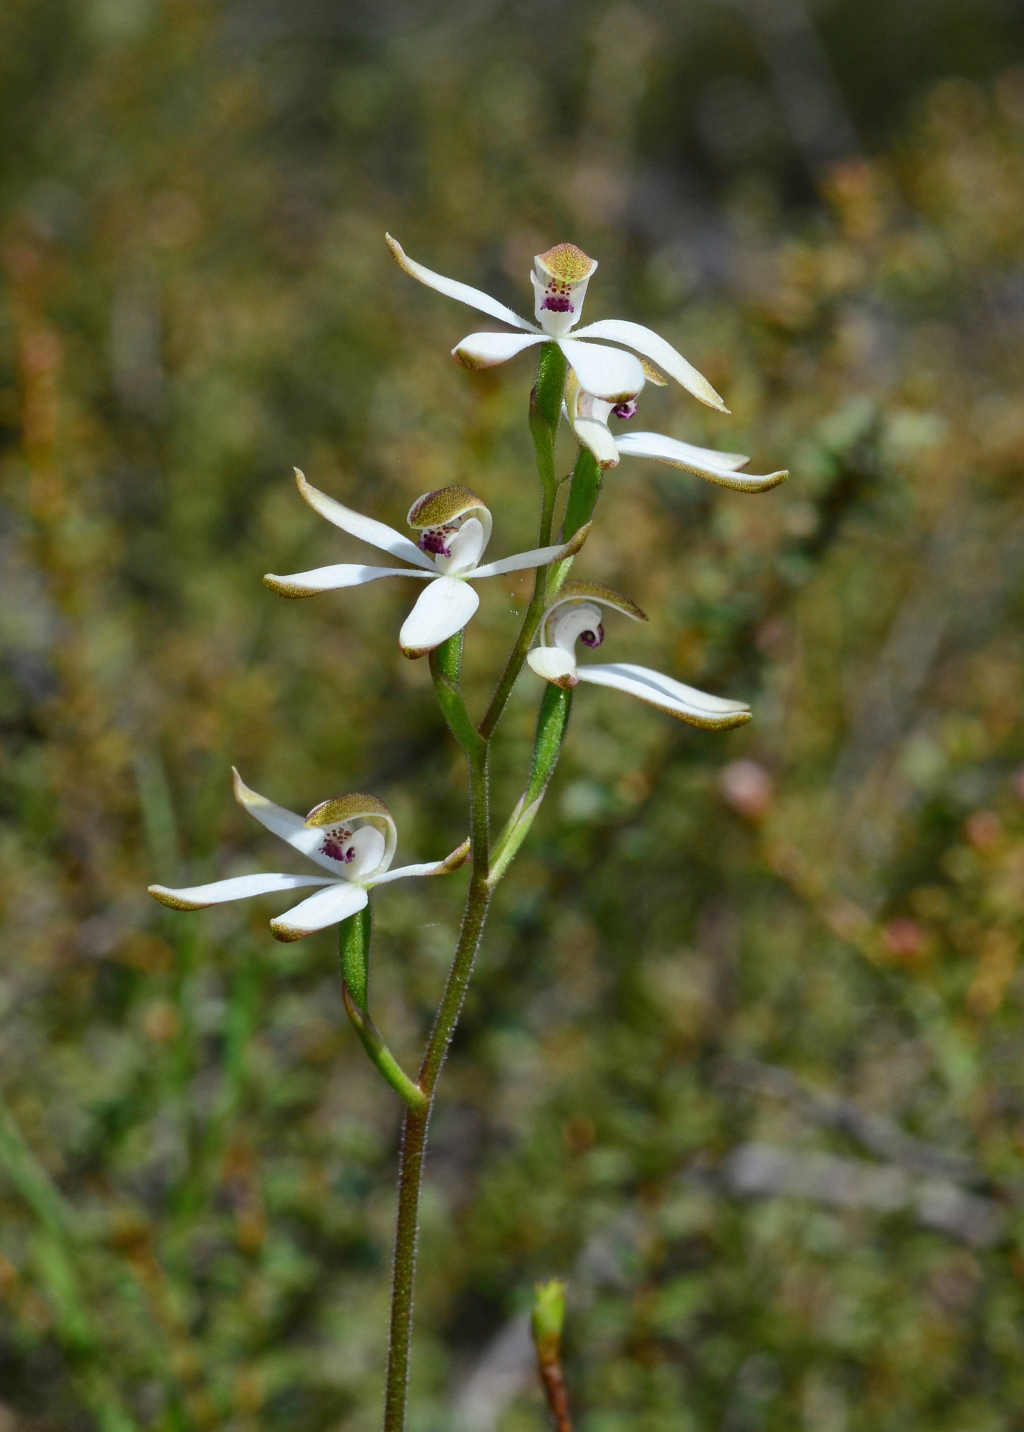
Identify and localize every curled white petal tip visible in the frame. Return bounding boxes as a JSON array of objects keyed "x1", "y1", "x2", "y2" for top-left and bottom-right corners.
[{"x1": 527, "y1": 647, "x2": 579, "y2": 689}]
